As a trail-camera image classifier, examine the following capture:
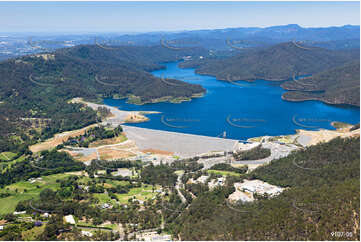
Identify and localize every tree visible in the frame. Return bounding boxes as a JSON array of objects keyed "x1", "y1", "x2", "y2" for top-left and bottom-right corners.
[{"x1": 40, "y1": 188, "x2": 56, "y2": 200}]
